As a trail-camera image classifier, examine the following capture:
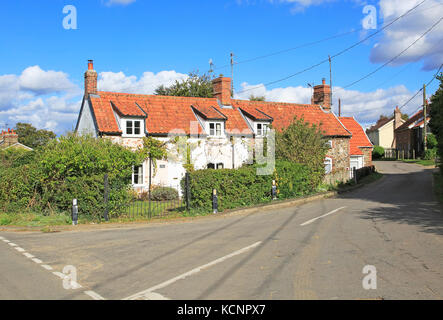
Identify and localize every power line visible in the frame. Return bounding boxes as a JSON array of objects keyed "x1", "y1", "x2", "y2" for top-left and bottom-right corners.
[
  {"x1": 235, "y1": 0, "x2": 428, "y2": 95},
  {"x1": 214, "y1": 0, "x2": 442, "y2": 72},
  {"x1": 399, "y1": 62, "x2": 443, "y2": 110},
  {"x1": 342, "y1": 16, "x2": 443, "y2": 89}
]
